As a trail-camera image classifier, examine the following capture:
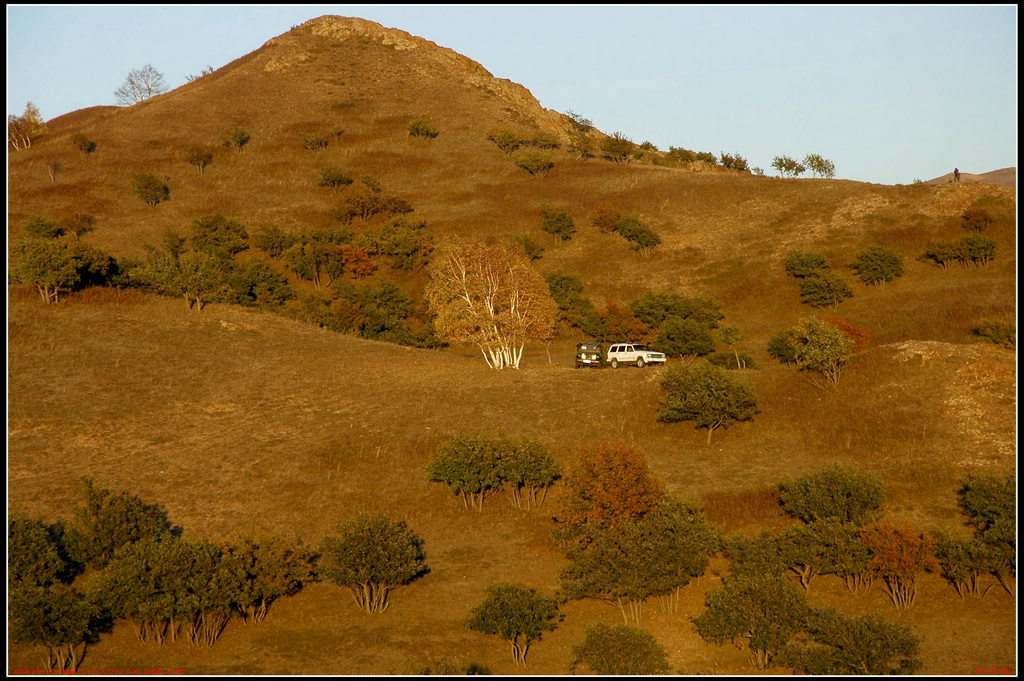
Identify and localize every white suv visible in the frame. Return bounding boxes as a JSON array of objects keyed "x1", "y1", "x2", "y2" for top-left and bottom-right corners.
[{"x1": 606, "y1": 343, "x2": 667, "y2": 368}]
